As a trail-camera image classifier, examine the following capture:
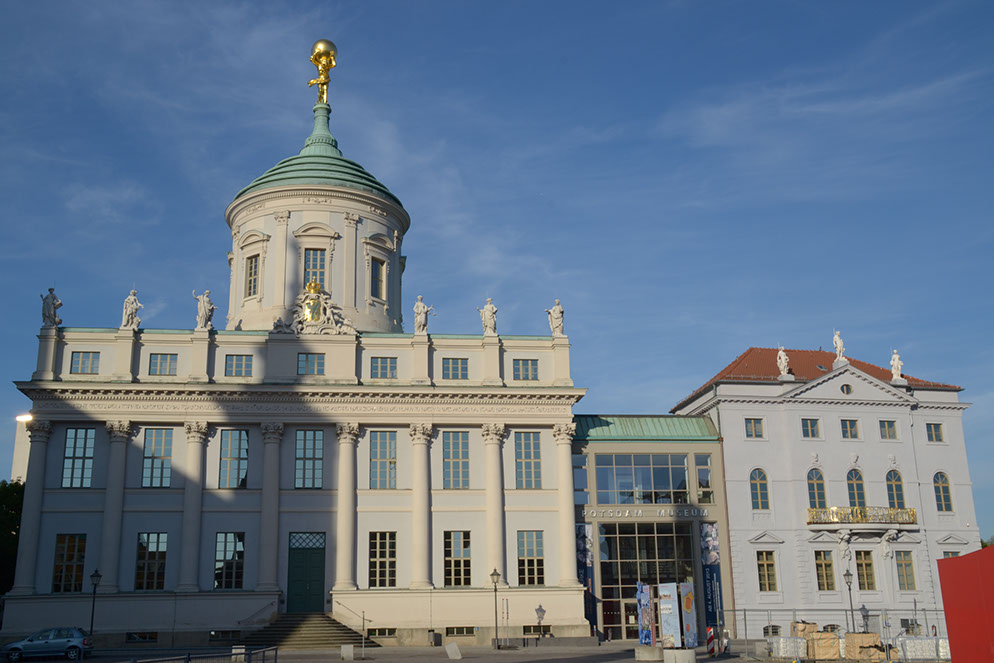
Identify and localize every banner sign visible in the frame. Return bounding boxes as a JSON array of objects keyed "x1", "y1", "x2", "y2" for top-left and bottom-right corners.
[
  {"x1": 700, "y1": 522, "x2": 724, "y2": 629},
  {"x1": 657, "y1": 582, "x2": 681, "y2": 648},
  {"x1": 679, "y1": 581, "x2": 698, "y2": 648},
  {"x1": 636, "y1": 582, "x2": 653, "y2": 645}
]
